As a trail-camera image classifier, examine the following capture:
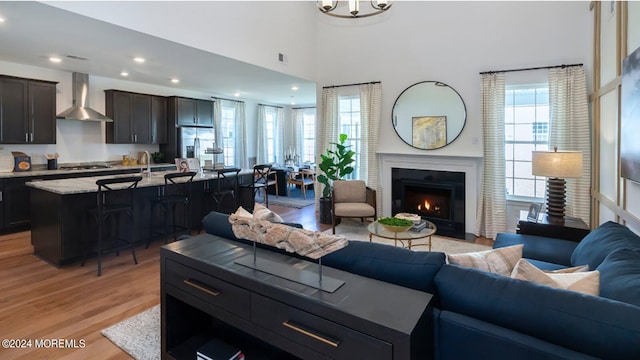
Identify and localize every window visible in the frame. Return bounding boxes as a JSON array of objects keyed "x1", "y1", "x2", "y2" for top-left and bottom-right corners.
[
  {"x1": 302, "y1": 109, "x2": 316, "y2": 164},
  {"x1": 220, "y1": 105, "x2": 235, "y2": 166},
  {"x1": 505, "y1": 86, "x2": 549, "y2": 199},
  {"x1": 264, "y1": 107, "x2": 277, "y2": 163},
  {"x1": 338, "y1": 96, "x2": 362, "y2": 179}
]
